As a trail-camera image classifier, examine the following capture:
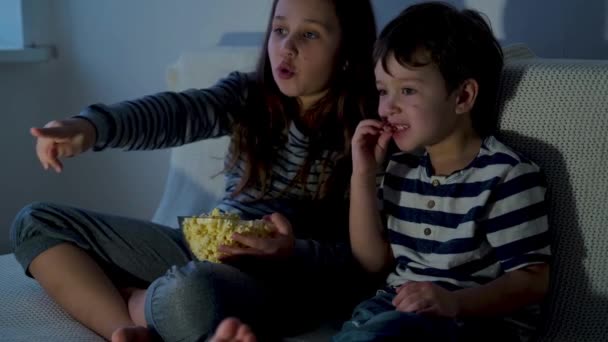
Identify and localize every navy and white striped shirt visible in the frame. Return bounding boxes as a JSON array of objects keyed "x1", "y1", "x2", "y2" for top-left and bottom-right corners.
[{"x1": 381, "y1": 136, "x2": 551, "y2": 290}]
